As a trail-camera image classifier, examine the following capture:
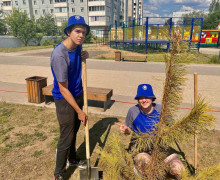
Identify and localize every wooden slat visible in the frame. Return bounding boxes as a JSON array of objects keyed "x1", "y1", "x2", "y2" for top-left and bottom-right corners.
[
  {"x1": 42, "y1": 85, "x2": 113, "y2": 102},
  {"x1": 42, "y1": 84, "x2": 53, "y2": 96}
]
